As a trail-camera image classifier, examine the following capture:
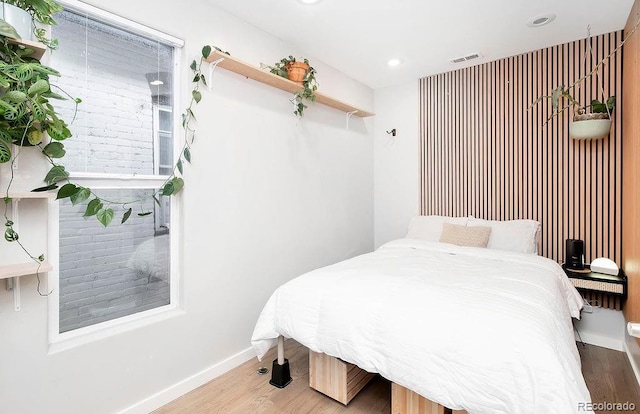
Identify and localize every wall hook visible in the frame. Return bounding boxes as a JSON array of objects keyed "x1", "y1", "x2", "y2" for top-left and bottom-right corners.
[{"x1": 386, "y1": 128, "x2": 397, "y2": 137}]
